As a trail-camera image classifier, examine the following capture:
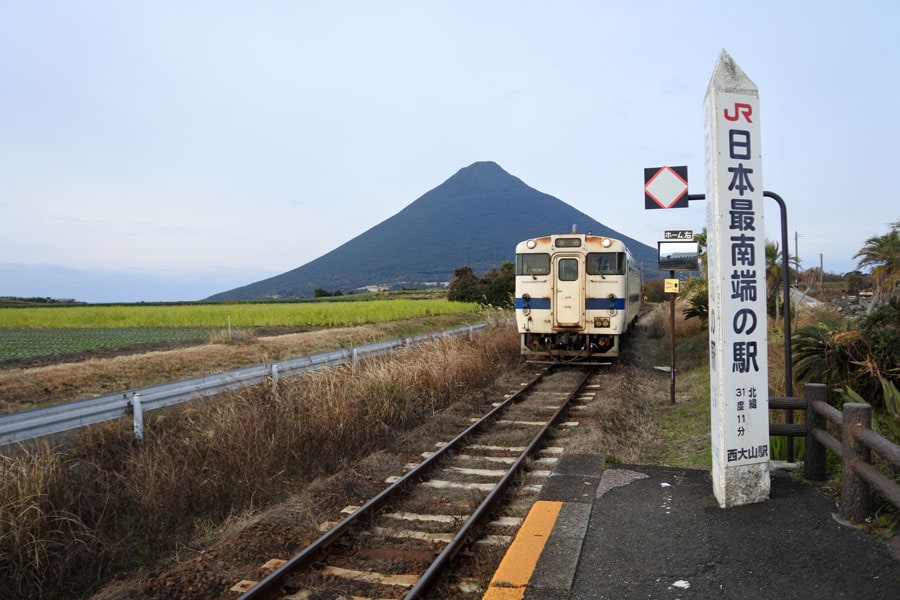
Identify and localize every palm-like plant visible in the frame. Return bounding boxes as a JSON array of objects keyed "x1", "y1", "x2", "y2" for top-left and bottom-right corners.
[
  {"x1": 792, "y1": 320, "x2": 857, "y2": 391},
  {"x1": 681, "y1": 276, "x2": 708, "y2": 322},
  {"x1": 854, "y1": 220, "x2": 900, "y2": 306},
  {"x1": 793, "y1": 300, "x2": 900, "y2": 408},
  {"x1": 680, "y1": 229, "x2": 708, "y2": 322},
  {"x1": 766, "y1": 240, "x2": 784, "y2": 322}
]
